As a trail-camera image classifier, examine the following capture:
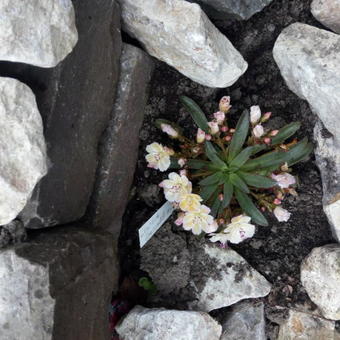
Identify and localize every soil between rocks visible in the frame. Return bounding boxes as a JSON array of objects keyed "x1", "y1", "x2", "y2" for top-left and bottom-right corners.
[{"x1": 118, "y1": 0, "x2": 335, "y2": 334}]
